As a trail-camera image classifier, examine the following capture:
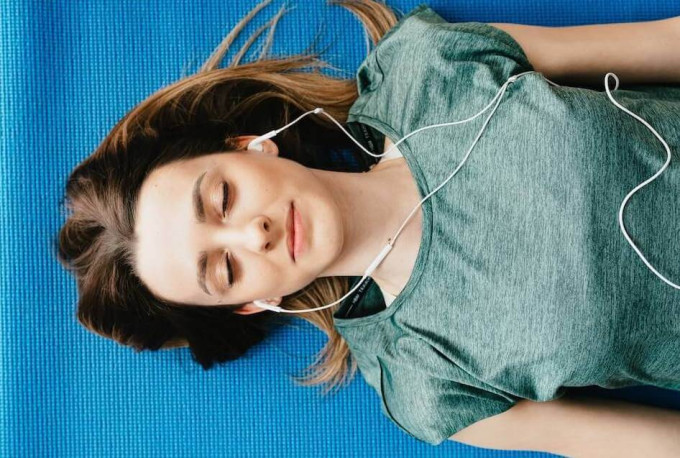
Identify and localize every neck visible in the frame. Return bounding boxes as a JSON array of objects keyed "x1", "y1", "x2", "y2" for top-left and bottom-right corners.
[{"x1": 311, "y1": 160, "x2": 417, "y2": 281}]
